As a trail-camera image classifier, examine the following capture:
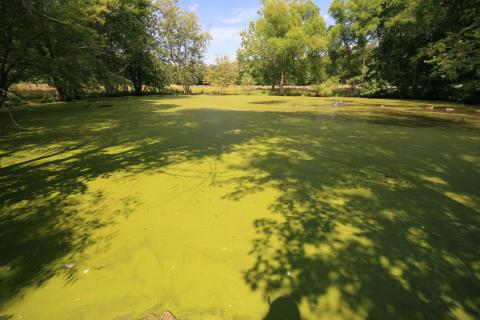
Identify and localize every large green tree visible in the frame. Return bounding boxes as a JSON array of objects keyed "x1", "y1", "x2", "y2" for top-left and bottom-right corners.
[
  {"x1": 153, "y1": 0, "x2": 209, "y2": 94},
  {"x1": 238, "y1": 0, "x2": 328, "y2": 95},
  {"x1": 0, "y1": 1, "x2": 45, "y2": 106},
  {"x1": 210, "y1": 54, "x2": 238, "y2": 94},
  {"x1": 328, "y1": 0, "x2": 381, "y2": 88},
  {"x1": 1, "y1": 0, "x2": 165, "y2": 103},
  {"x1": 33, "y1": 0, "x2": 105, "y2": 101},
  {"x1": 100, "y1": 0, "x2": 164, "y2": 96}
]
